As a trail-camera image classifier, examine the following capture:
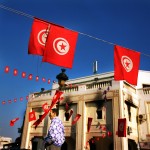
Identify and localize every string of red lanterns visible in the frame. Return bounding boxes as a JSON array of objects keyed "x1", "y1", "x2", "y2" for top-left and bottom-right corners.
[
  {"x1": 1, "y1": 95, "x2": 29, "y2": 105},
  {"x1": 4, "y1": 66, "x2": 51, "y2": 84}
]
